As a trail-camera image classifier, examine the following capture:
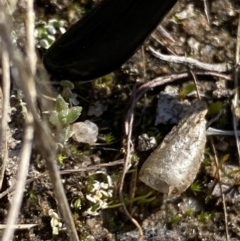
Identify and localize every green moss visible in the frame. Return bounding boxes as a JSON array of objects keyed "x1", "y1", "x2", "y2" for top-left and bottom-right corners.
[
  {"x1": 57, "y1": 153, "x2": 67, "y2": 164},
  {"x1": 103, "y1": 132, "x2": 115, "y2": 144},
  {"x1": 197, "y1": 211, "x2": 211, "y2": 222},
  {"x1": 170, "y1": 215, "x2": 181, "y2": 224},
  {"x1": 73, "y1": 198, "x2": 82, "y2": 209},
  {"x1": 27, "y1": 190, "x2": 37, "y2": 201},
  {"x1": 205, "y1": 194, "x2": 212, "y2": 203},
  {"x1": 92, "y1": 74, "x2": 114, "y2": 96},
  {"x1": 208, "y1": 101, "x2": 224, "y2": 115},
  {"x1": 185, "y1": 208, "x2": 194, "y2": 216},
  {"x1": 190, "y1": 181, "x2": 202, "y2": 194},
  {"x1": 179, "y1": 83, "x2": 196, "y2": 99}
]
